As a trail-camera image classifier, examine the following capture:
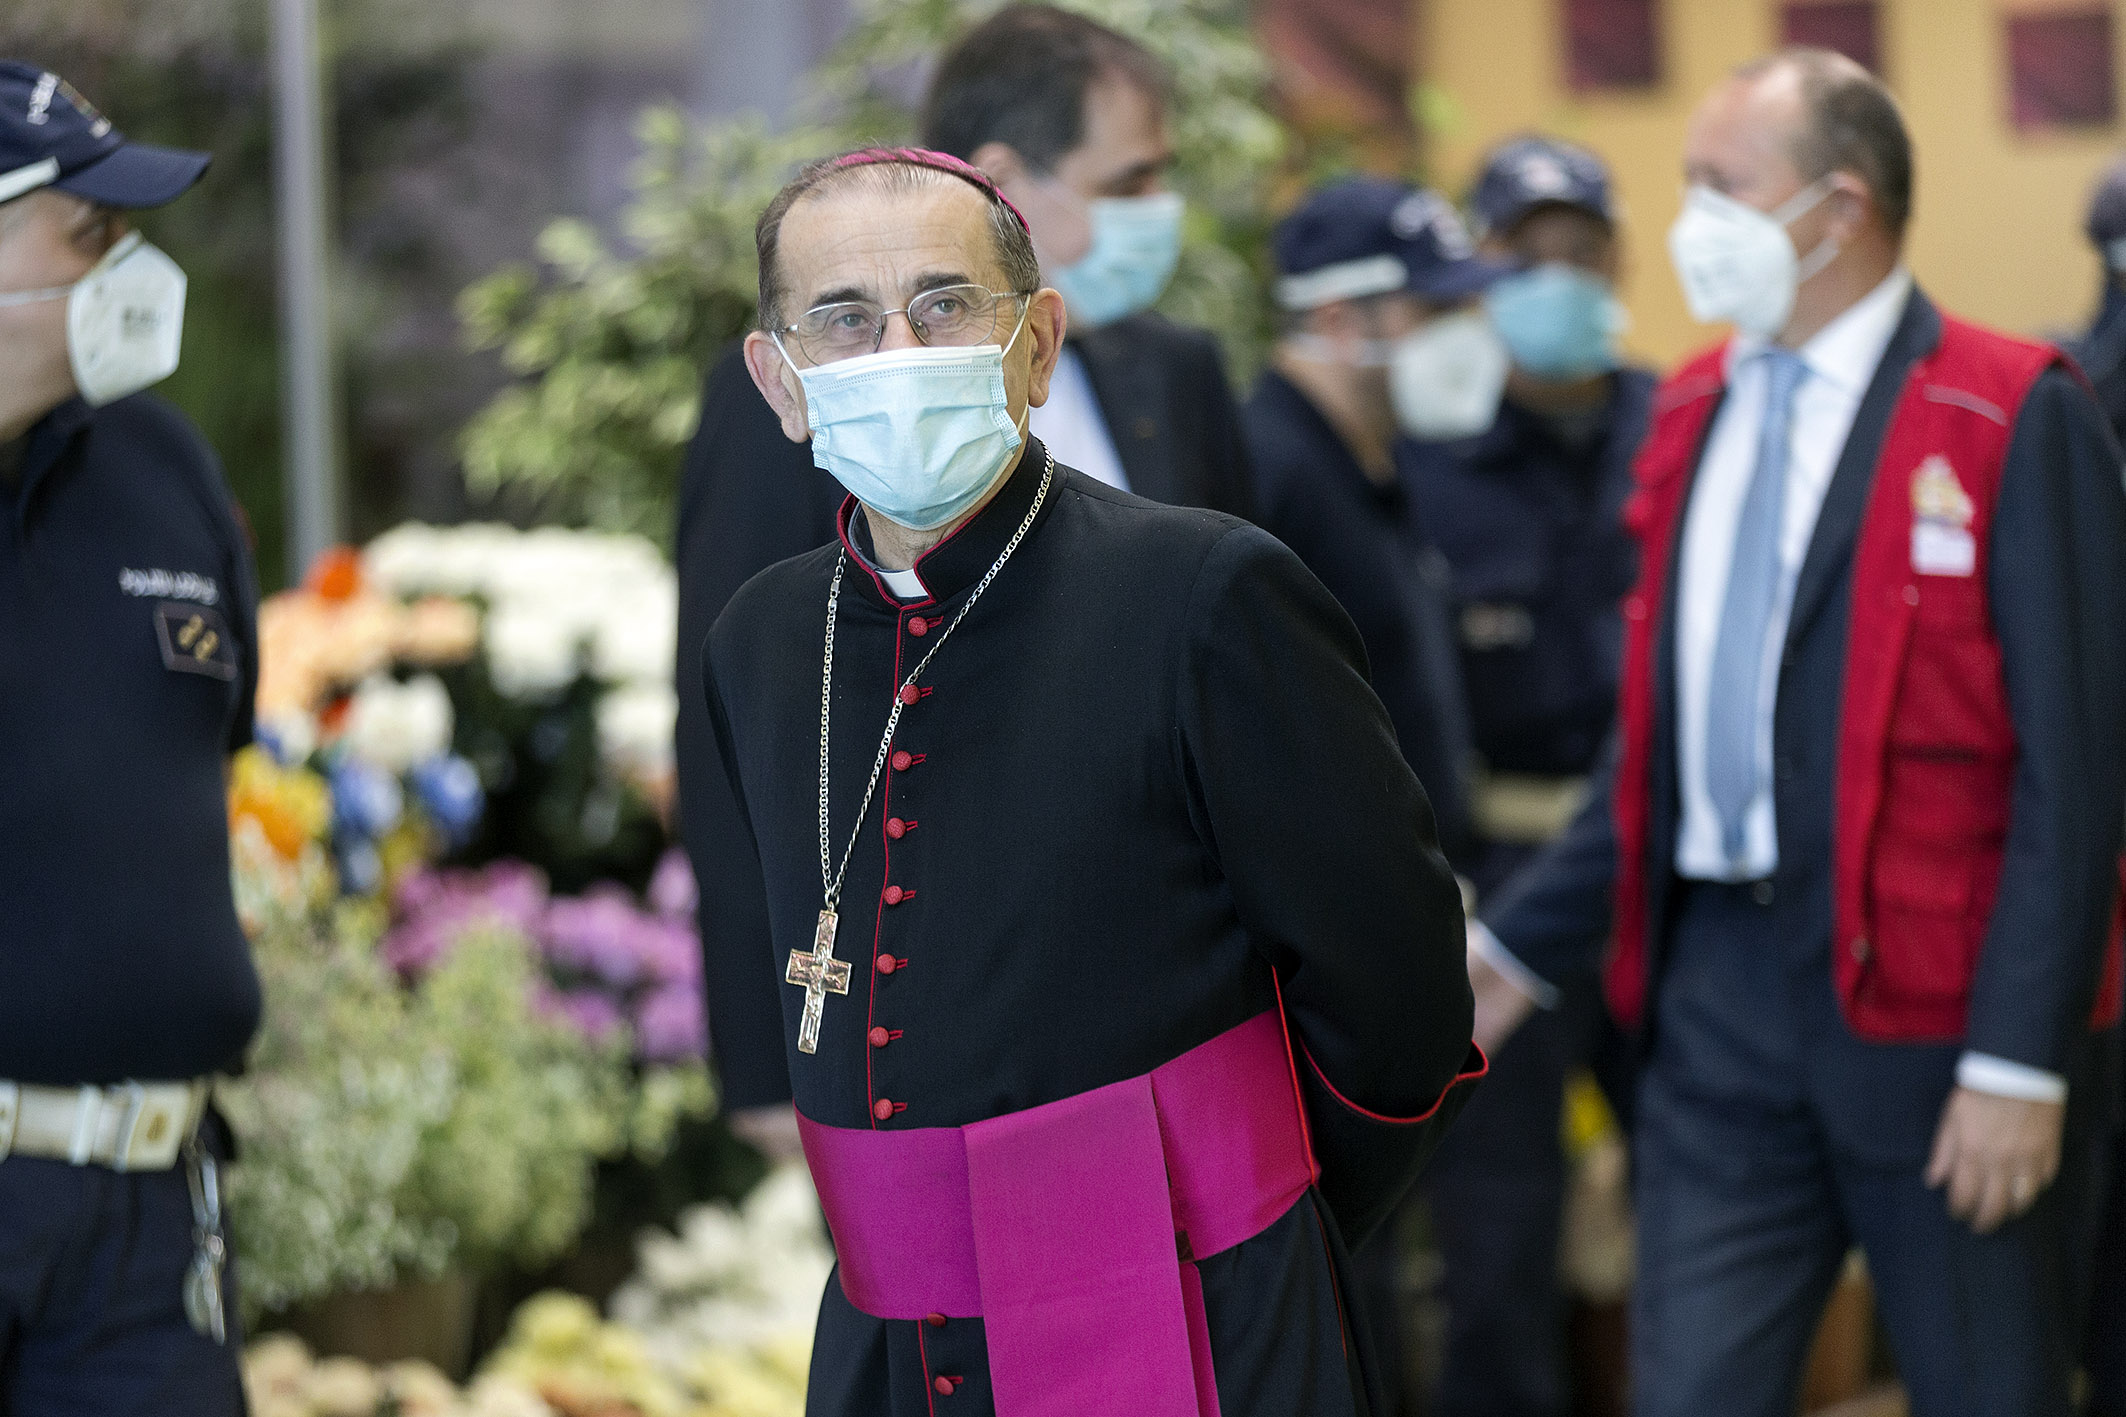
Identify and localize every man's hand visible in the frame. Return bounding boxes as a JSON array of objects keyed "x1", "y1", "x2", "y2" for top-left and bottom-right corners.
[
  {"x1": 1467, "y1": 927, "x2": 1539, "y2": 1056},
  {"x1": 1923, "y1": 1086, "x2": 2064, "y2": 1234},
  {"x1": 729, "y1": 1102, "x2": 806, "y2": 1163}
]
